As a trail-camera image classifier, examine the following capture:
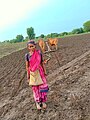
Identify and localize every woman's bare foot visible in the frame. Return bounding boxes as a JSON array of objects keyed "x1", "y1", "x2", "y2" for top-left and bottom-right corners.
[
  {"x1": 36, "y1": 102, "x2": 42, "y2": 110},
  {"x1": 42, "y1": 102, "x2": 47, "y2": 109}
]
